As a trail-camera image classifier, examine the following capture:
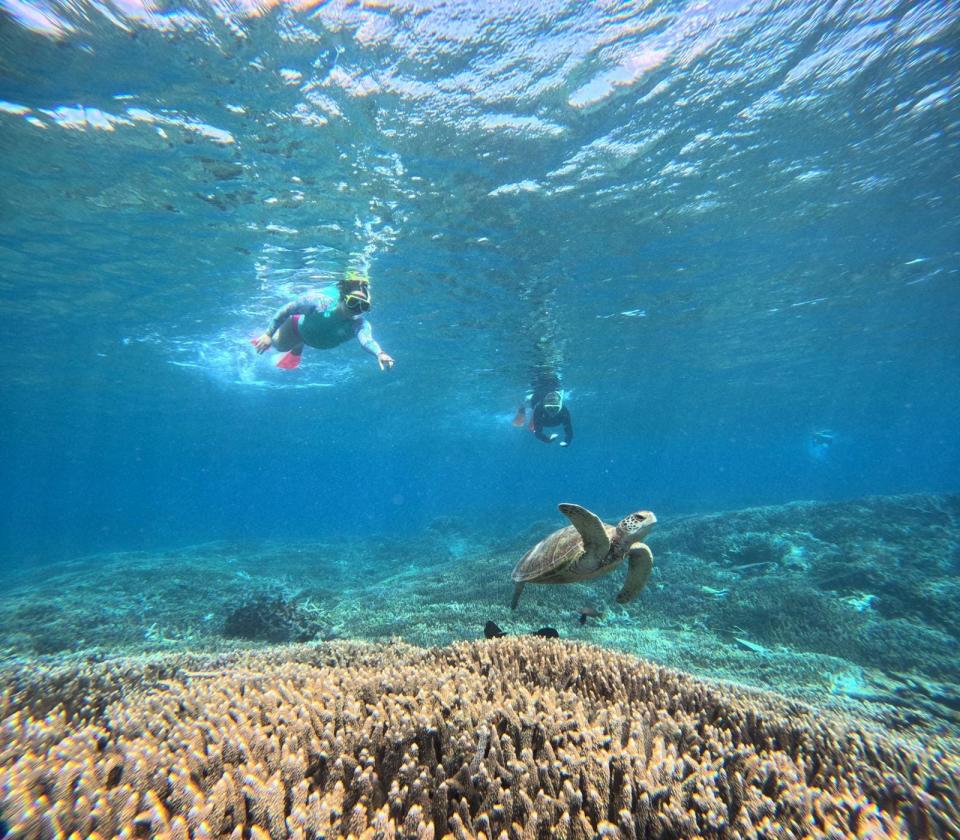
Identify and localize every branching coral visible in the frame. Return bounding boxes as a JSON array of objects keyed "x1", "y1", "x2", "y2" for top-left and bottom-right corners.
[{"x1": 1, "y1": 638, "x2": 957, "y2": 839}]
